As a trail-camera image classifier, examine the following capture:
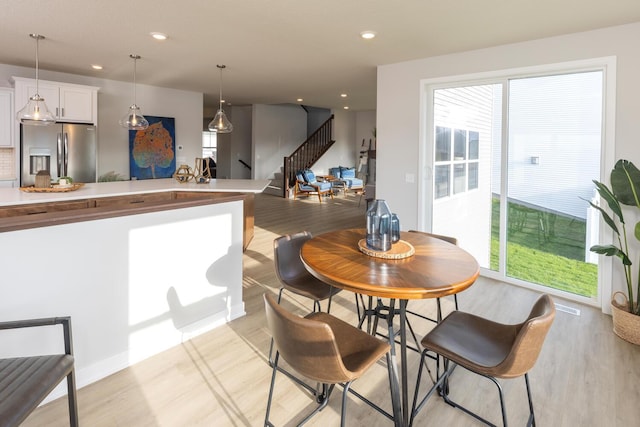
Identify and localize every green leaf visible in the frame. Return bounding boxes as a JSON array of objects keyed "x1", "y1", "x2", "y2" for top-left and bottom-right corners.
[
  {"x1": 636, "y1": 221, "x2": 640, "y2": 242},
  {"x1": 585, "y1": 199, "x2": 620, "y2": 235},
  {"x1": 590, "y1": 244, "x2": 632, "y2": 265},
  {"x1": 593, "y1": 180, "x2": 624, "y2": 223},
  {"x1": 611, "y1": 159, "x2": 640, "y2": 208}
]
